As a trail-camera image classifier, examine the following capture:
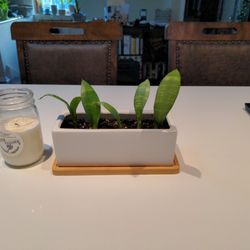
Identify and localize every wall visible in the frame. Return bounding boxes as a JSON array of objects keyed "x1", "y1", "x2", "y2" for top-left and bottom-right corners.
[
  {"x1": 79, "y1": 0, "x2": 106, "y2": 20},
  {"x1": 126, "y1": 0, "x2": 171, "y2": 21},
  {"x1": 170, "y1": 0, "x2": 185, "y2": 21},
  {"x1": 79, "y1": 0, "x2": 172, "y2": 21}
]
